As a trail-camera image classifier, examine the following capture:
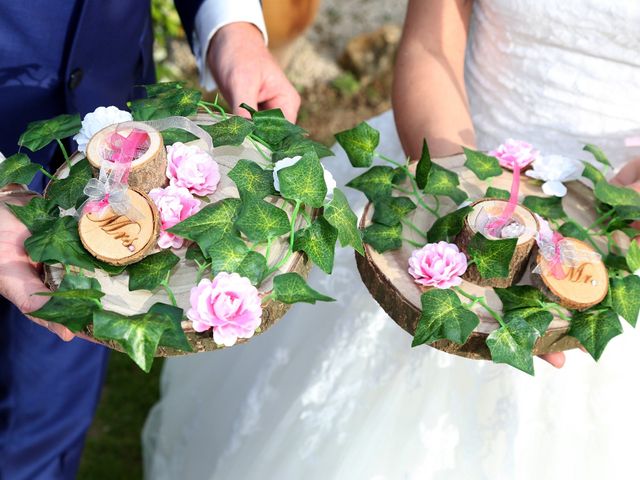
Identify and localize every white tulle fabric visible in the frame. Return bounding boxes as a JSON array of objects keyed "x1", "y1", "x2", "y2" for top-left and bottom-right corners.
[{"x1": 143, "y1": 1, "x2": 640, "y2": 478}]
